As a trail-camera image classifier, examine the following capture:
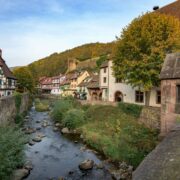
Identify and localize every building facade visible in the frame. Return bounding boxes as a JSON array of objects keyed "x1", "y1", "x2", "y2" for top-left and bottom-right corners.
[
  {"x1": 0, "y1": 50, "x2": 16, "y2": 97},
  {"x1": 160, "y1": 53, "x2": 180, "y2": 135},
  {"x1": 100, "y1": 60, "x2": 161, "y2": 107}
]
